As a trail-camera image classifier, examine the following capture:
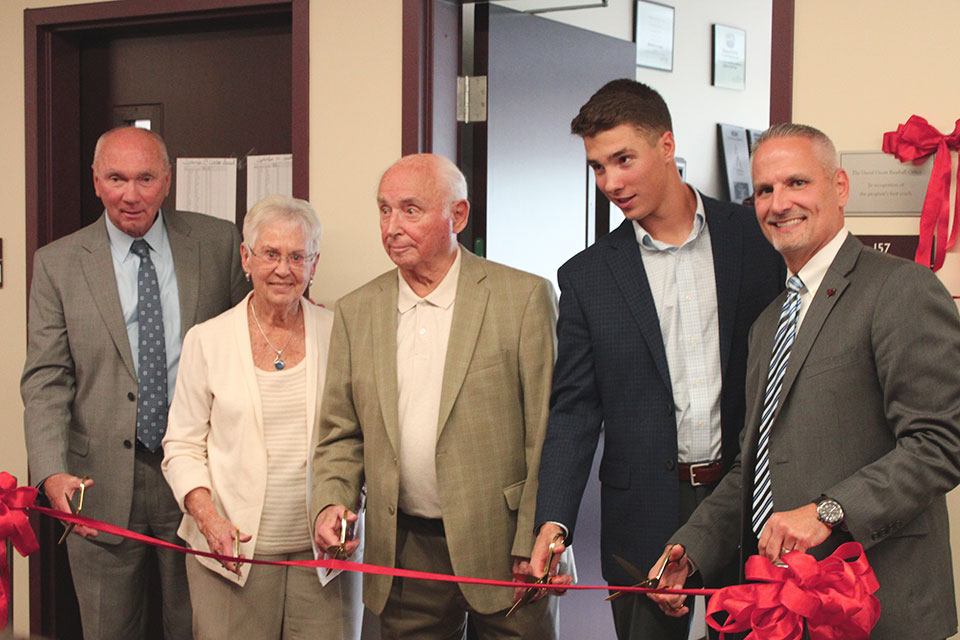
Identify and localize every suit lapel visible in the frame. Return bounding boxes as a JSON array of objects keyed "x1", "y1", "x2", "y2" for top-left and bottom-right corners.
[
  {"x1": 604, "y1": 220, "x2": 672, "y2": 390},
  {"x1": 166, "y1": 211, "x2": 201, "y2": 335},
  {"x1": 776, "y1": 234, "x2": 858, "y2": 418},
  {"x1": 436, "y1": 250, "x2": 488, "y2": 439},
  {"x1": 705, "y1": 200, "x2": 741, "y2": 376},
  {"x1": 80, "y1": 218, "x2": 137, "y2": 381},
  {"x1": 372, "y1": 273, "x2": 401, "y2": 455}
]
